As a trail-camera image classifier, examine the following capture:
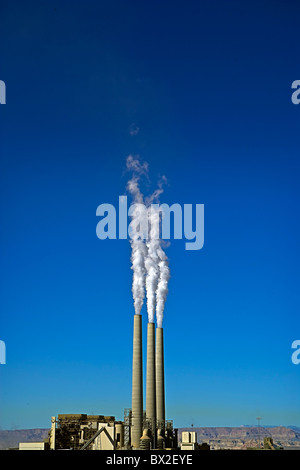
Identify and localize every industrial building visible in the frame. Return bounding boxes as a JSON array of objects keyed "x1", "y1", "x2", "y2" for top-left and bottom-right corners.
[
  {"x1": 19, "y1": 414, "x2": 124, "y2": 450},
  {"x1": 131, "y1": 315, "x2": 177, "y2": 450},
  {"x1": 18, "y1": 315, "x2": 178, "y2": 450}
]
